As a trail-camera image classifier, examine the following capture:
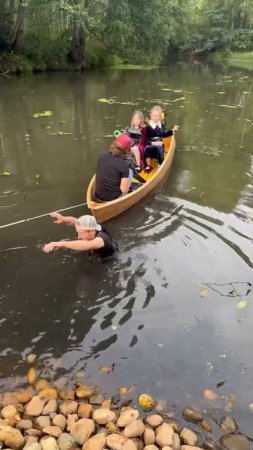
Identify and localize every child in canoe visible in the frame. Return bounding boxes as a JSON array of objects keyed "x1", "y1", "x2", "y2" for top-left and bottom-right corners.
[
  {"x1": 124, "y1": 110, "x2": 146, "y2": 171},
  {"x1": 144, "y1": 105, "x2": 178, "y2": 173}
]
